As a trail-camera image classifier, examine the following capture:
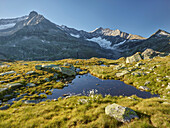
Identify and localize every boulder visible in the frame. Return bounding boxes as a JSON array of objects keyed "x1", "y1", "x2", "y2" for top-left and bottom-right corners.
[
  {"x1": 42, "y1": 64, "x2": 59, "y2": 68},
  {"x1": 113, "y1": 65, "x2": 121, "y2": 70},
  {"x1": 24, "y1": 100, "x2": 41, "y2": 104},
  {"x1": 105, "y1": 103, "x2": 139, "y2": 122},
  {"x1": 131, "y1": 72, "x2": 141, "y2": 76},
  {"x1": 144, "y1": 81, "x2": 151, "y2": 85},
  {"x1": 0, "y1": 65, "x2": 10, "y2": 68},
  {"x1": 166, "y1": 83, "x2": 170, "y2": 90},
  {"x1": 115, "y1": 70, "x2": 130, "y2": 77},
  {"x1": 0, "y1": 71, "x2": 16, "y2": 76},
  {"x1": 63, "y1": 63, "x2": 75, "y2": 71},
  {"x1": 126, "y1": 52, "x2": 142, "y2": 63},
  {"x1": 1, "y1": 83, "x2": 23, "y2": 89},
  {"x1": 35, "y1": 65, "x2": 42, "y2": 70},
  {"x1": 126, "y1": 49, "x2": 166, "y2": 64},
  {"x1": 26, "y1": 71, "x2": 36, "y2": 75},
  {"x1": 141, "y1": 49, "x2": 159, "y2": 59},
  {"x1": 59, "y1": 67, "x2": 76, "y2": 76},
  {"x1": 35, "y1": 64, "x2": 76, "y2": 76},
  {"x1": 0, "y1": 88, "x2": 8, "y2": 94},
  {"x1": 135, "y1": 62, "x2": 144, "y2": 67}
]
